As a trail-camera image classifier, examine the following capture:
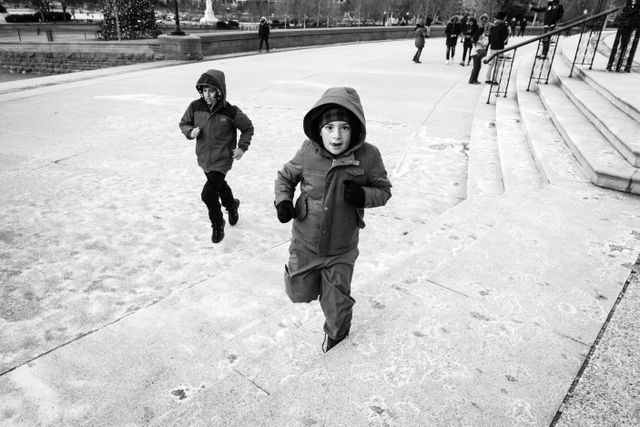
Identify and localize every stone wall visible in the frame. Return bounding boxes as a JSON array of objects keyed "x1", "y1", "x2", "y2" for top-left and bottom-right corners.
[
  {"x1": 0, "y1": 40, "x2": 161, "y2": 75},
  {"x1": 0, "y1": 25, "x2": 547, "y2": 75}
]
